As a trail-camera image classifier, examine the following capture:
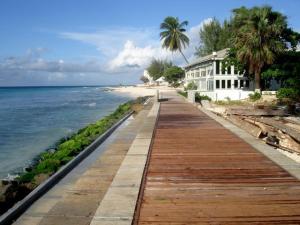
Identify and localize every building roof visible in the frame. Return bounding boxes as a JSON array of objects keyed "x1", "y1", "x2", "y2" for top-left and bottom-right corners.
[
  {"x1": 155, "y1": 76, "x2": 165, "y2": 82},
  {"x1": 184, "y1": 48, "x2": 229, "y2": 69}
]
